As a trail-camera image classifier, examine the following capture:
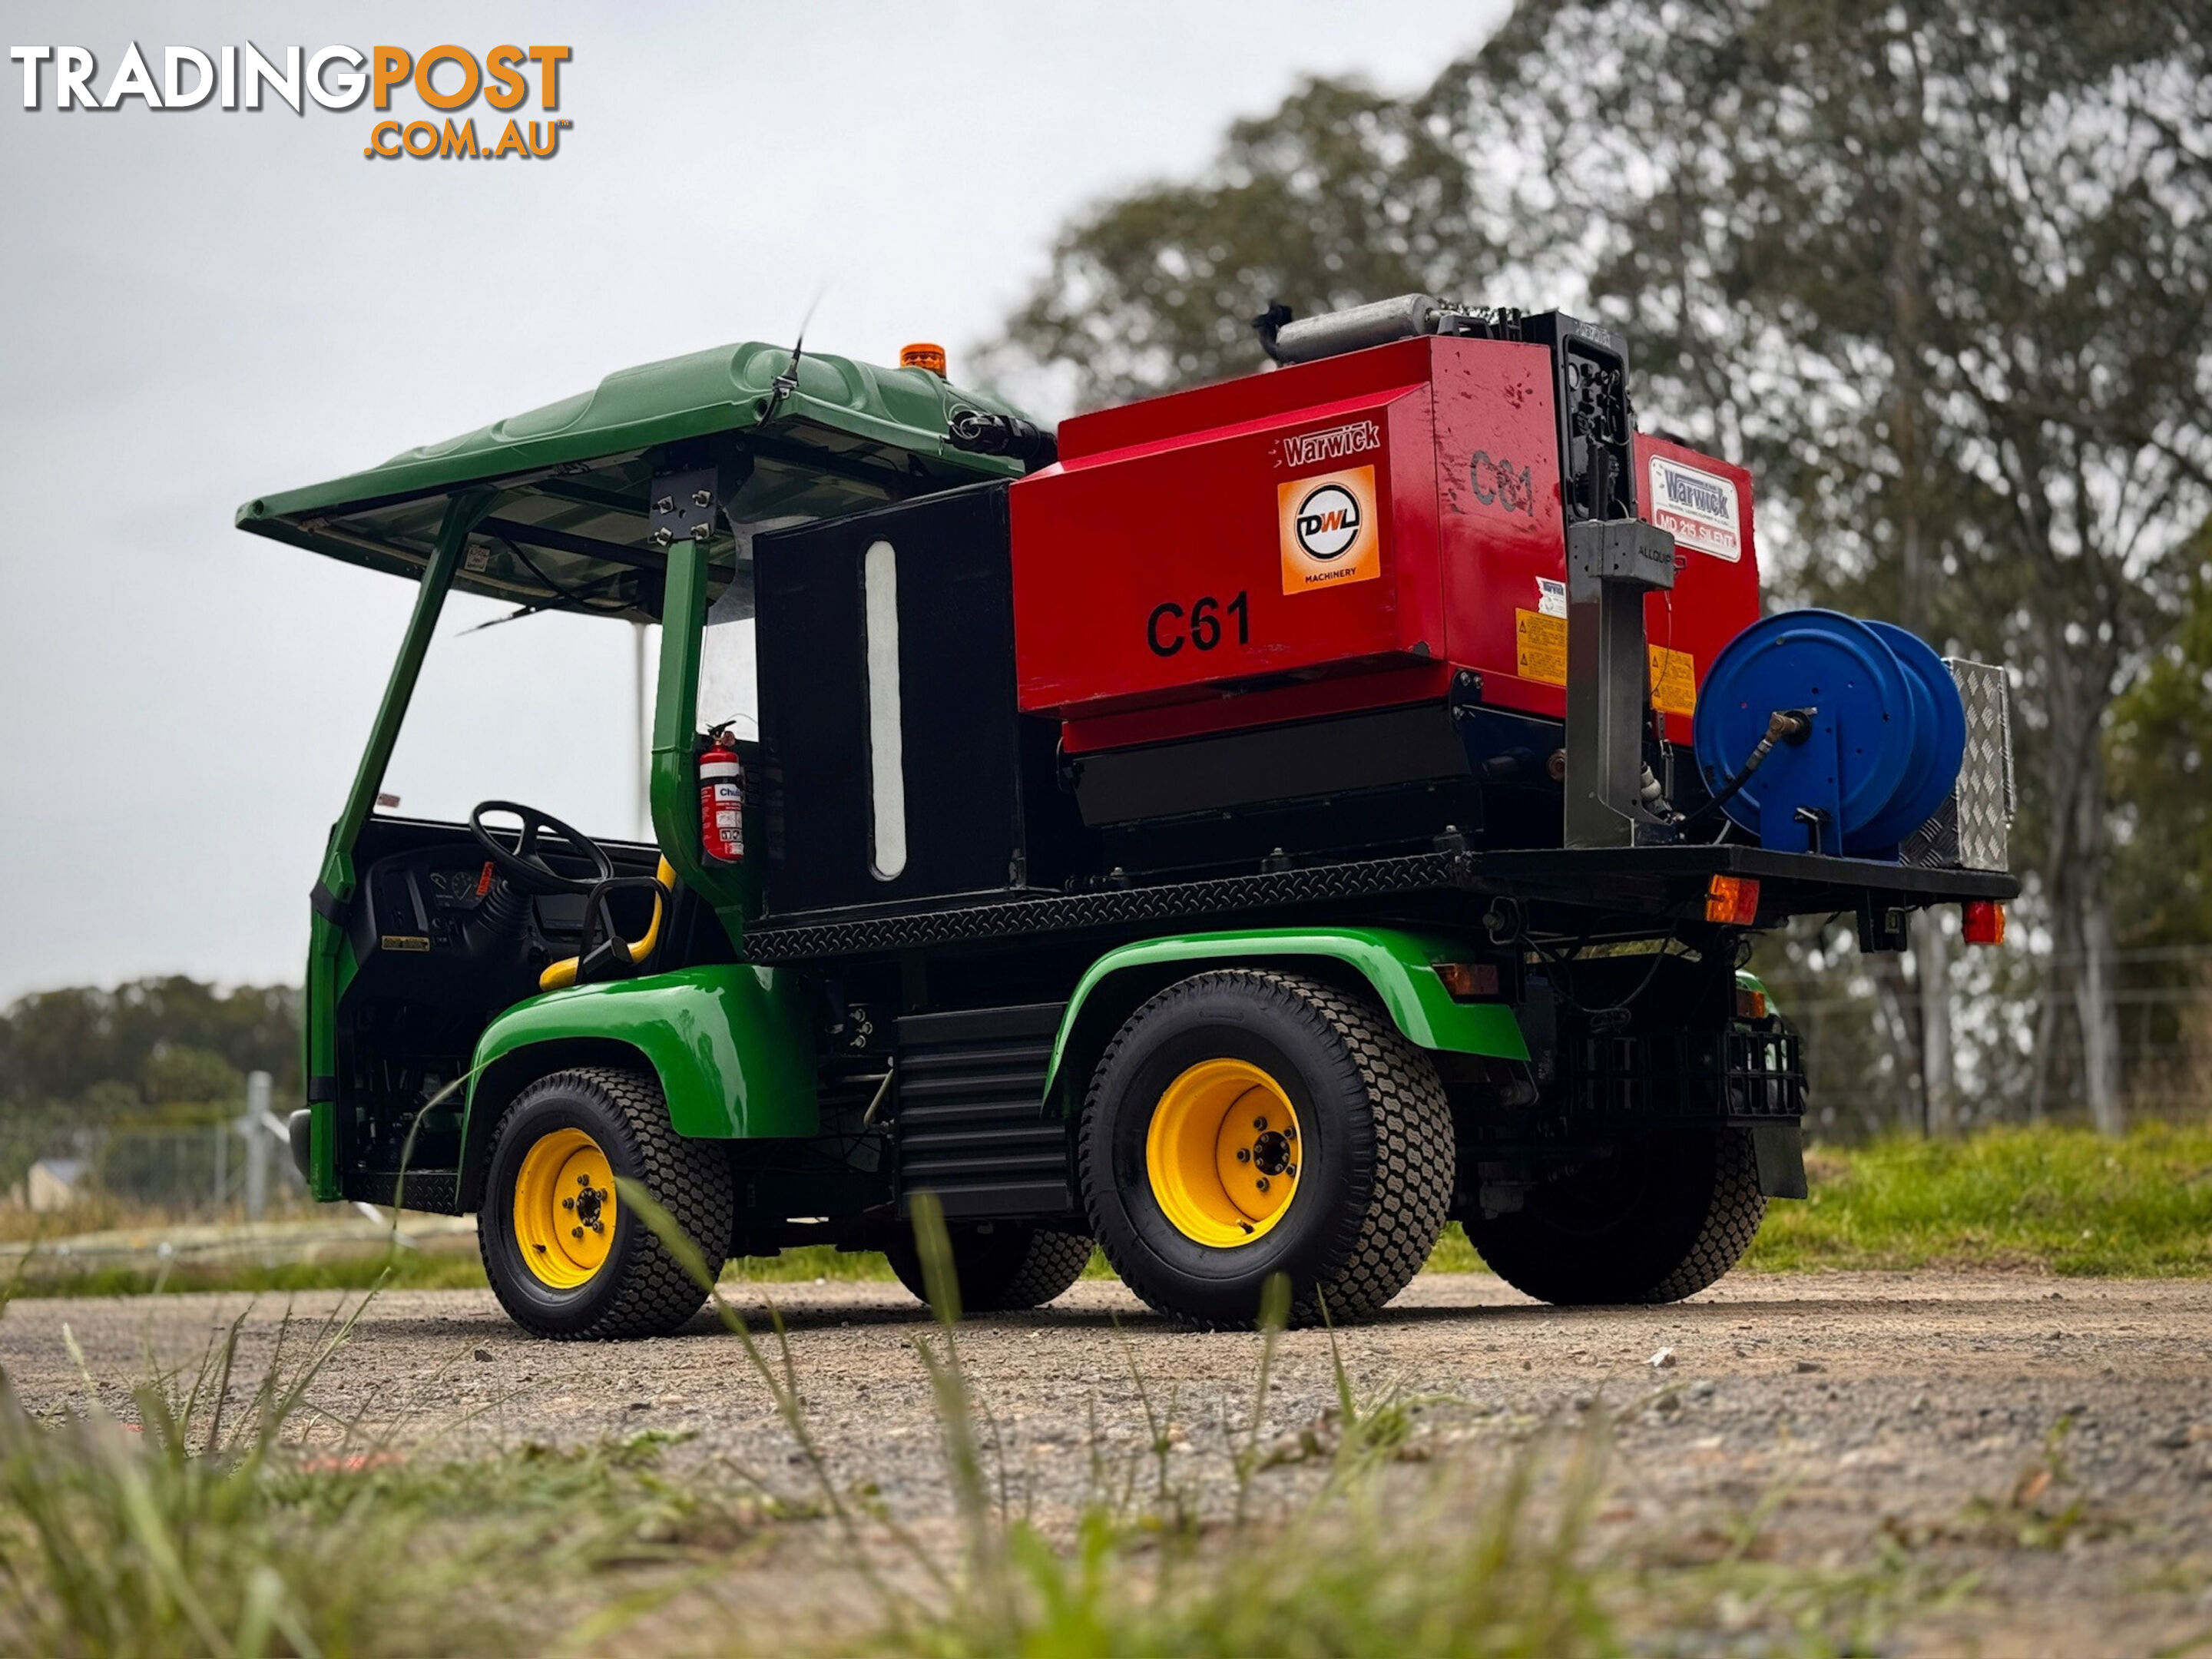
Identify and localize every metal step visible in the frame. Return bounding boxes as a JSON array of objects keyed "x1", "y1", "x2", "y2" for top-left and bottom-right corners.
[{"x1": 892, "y1": 1007, "x2": 1076, "y2": 1222}]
